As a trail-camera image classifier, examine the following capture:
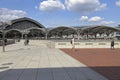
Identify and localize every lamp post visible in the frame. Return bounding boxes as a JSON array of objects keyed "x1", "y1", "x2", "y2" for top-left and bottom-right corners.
[{"x1": 0, "y1": 21, "x2": 12, "y2": 52}]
